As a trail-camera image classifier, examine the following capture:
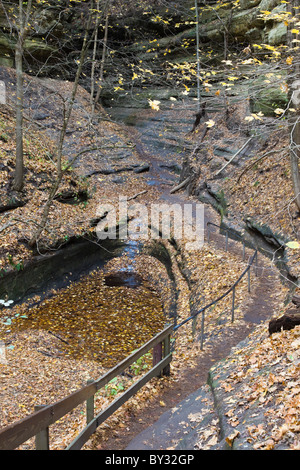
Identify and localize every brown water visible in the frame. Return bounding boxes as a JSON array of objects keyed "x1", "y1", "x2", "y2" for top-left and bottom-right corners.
[{"x1": 11, "y1": 270, "x2": 165, "y2": 368}]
